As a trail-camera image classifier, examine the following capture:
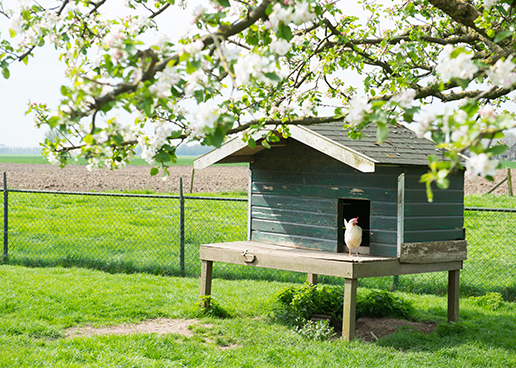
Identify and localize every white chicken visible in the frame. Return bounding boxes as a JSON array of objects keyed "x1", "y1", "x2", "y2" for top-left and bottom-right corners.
[{"x1": 344, "y1": 217, "x2": 362, "y2": 256}]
